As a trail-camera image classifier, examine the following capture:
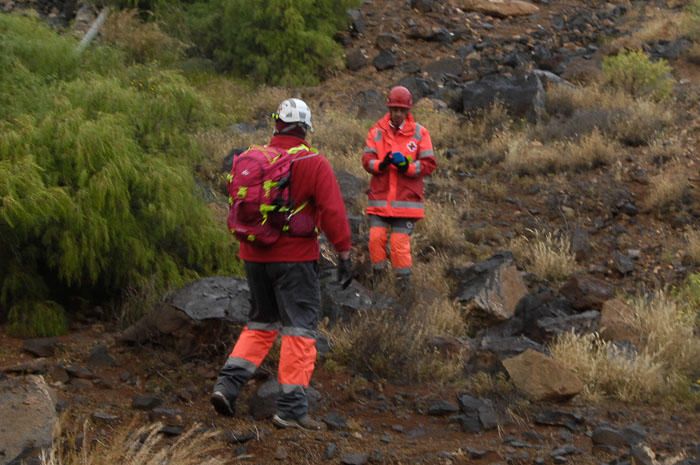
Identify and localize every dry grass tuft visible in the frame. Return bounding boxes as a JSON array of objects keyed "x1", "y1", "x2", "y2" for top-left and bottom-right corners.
[
  {"x1": 550, "y1": 290, "x2": 700, "y2": 402},
  {"x1": 414, "y1": 200, "x2": 464, "y2": 253},
  {"x1": 510, "y1": 230, "x2": 578, "y2": 281},
  {"x1": 42, "y1": 420, "x2": 225, "y2": 465},
  {"x1": 607, "y1": 10, "x2": 685, "y2": 52},
  {"x1": 102, "y1": 10, "x2": 185, "y2": 65},
  {"x1": 567, "y1": 129, "x2": 621, "y2": 169},
  {"x1": 412, "y1": 102, "x2": 465, "y2": 150},
  {"x1": 502, "y1": 130, "x2": 623, "y2": 176},
  {"x1": 685, "y1": 228, "x2": 700, "y2": 264},
  {"x1": 643, "y1": 165, "x2": 691, "y2": 212},
  {"x1": 327, "y1": 297, "x2": 466, "y2": 383},
  {"x1": 311, "y1": 110, "x2": 370, "y2": 158},
  {"x1": 543, "y1": 85, "x2": 673, "y2": 146}
]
